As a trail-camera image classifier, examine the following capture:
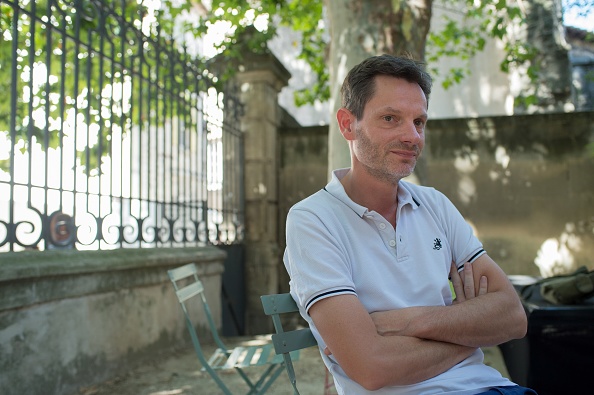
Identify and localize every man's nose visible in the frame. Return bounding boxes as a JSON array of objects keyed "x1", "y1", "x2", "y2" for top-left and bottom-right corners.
[{"x1": 401, "y1": 122, "x2": 422, "y2": 144}]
